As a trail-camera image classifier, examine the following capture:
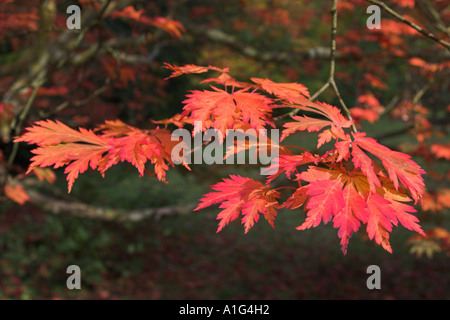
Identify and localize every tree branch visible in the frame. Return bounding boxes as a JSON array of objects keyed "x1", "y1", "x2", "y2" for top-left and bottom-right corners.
[
  {"x1": 25, "y1": 188, "x2": 196, "y2": 222},
  {"x1": 366, "y1": 0, "x2": 450, "y2": 52},
  {"x1": 375, "y1": 116, "x2": 450, "y2": 141},
  {"x1": 184, "y1": 23, "x2": 341, "y2": 63},
  {"x1": 6, "y1": 85, "x2": 39, "y2": 168},
  {"x1": 279, "y1": 0, "x2": 357, "y2": 133},
  {"x1": 328, "y1": 0, "x2": 357, "y2": 133}
]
